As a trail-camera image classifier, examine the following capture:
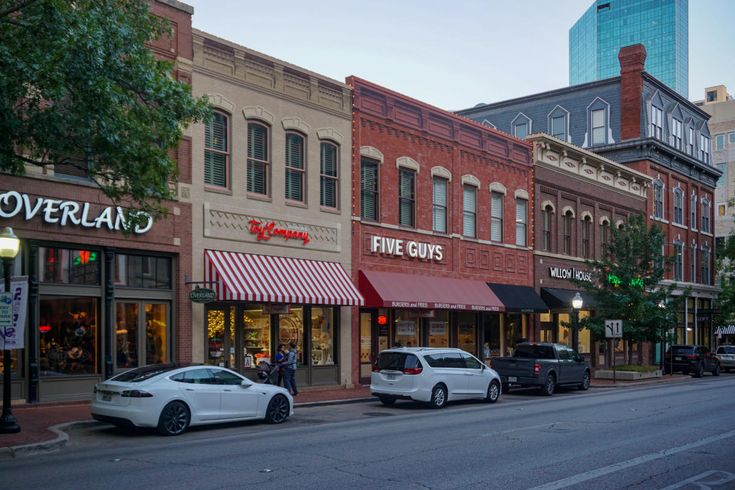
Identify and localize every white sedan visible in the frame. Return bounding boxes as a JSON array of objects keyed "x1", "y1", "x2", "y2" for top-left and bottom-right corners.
[{"x1": 91, "y1": 364, "x2": 293, "y2": 435}]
